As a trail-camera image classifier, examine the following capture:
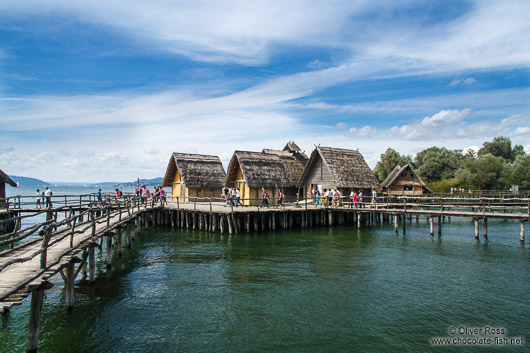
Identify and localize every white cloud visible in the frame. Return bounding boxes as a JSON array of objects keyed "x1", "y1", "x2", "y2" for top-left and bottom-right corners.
[
  {"x1": 348, "y1": 126, "x2": 377, "y2": 138},
  {"x1": 390, "y1": 109, "x2": 472, "y2": 140},
  {"x1": 450, "y1": 77, "x2": 477, "y2": 86},
  {"x1": 336, "y1": 122, "x2": 348, "y2": 129},
  {"x1": 513, "y1": 126, "x2": 530, "y2": 136}
]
